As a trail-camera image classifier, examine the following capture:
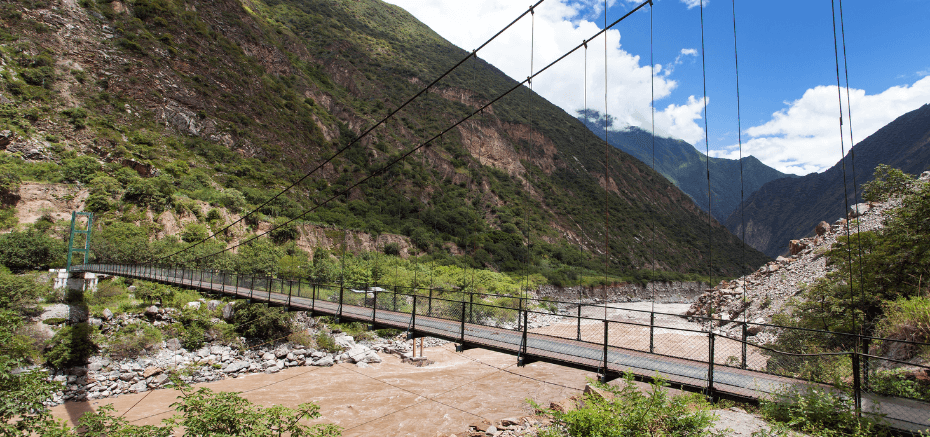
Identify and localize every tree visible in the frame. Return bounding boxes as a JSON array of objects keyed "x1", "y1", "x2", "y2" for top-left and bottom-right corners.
[
  {"x1": 91, "y1": 221, "x2": 151, "y2": 264},
  {"x1": 0, "y1": 229, "x2": 66, "y2": 271}
]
